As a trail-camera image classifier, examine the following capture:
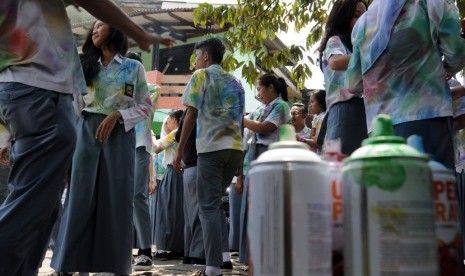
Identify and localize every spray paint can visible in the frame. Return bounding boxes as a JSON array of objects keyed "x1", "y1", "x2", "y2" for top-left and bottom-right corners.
[
  {"x1": 322, "y1": 139, "x2": 346, "y2": 276},
  {"x1": 247, "y1": 124, "x2": 331, "y2": 276},
  {"x1": 342, "y1": 115, "x2": 438, "y2": 276},
  {"x1": 407, "y1": 135, "x2": 464, "y2": 275}
]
